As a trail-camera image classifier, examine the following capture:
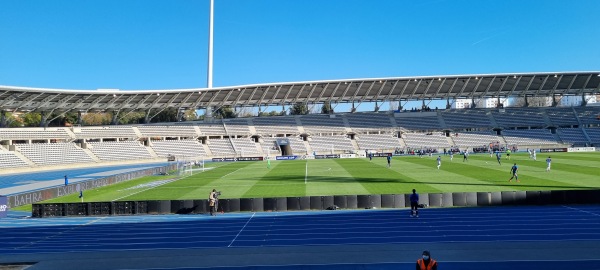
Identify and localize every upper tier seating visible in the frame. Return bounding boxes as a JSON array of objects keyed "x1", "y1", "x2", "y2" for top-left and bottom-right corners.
[
  {"x1": 492, "y1": 108, "x2": 546, "y2": 128},
  {"x1": 254, "y1": 116, "x2": 299, "y2": 135},
  {"x1": 151, "y1": 140, "x2": 206, "y2": 158},
  {"x1": 75, "y1": 126, "x2": 137, "y2": 139},
  {"x1": 575, "y1": 107, "x2": 600, "y2": 125},
  {"x1": 300, "y1": 114, "x2": 346, "y2": 134},
  {"x1": 356, "y1": 134, "x2": 402, "y2": 150},
  {"x1": 16, "y1": 143, "x2": 94, "y2": 165},
  {"x1": 442, "y1": 110, "x2": 492, "y2": 128},
  {"x1": 137, "y1": 125, "x2": 198, "y2": 138},
  {"x1": 208, "y1": 139, "x2": 236, "y2": 156},
  {"x1": 395, "y1": 116, "x2": 442, "y2": 130},
  {"x1": 0, "y1": 128, "x2": 70, "y2": 140},
  {"x1": 346, "y1": 113, "x2": 393, "y2": 132},
  {"x1": 197, "y1": 124, "x2": 226, "y2": 136},
  {"x1": 402, "y1": 133, "x2": 450, "y2": 148},
  {"x1": 223, "y1": 119, "x2": 251, "y2": 135},
  {"x1": 289, "y1": 137, "x2": 308, "y2": 154},
  {"x1": 309, "y1": 136, "x2": 354, "y2": 152},
  {"x1": 501, "y1": 129, "x2": 558, "y2": 145},
  {"x1": 546, "y1": 108, "x2": 579, "y2": 126},
  {"x1": 557, "y1": 128, "x2": 589, "y2": 145},
  {"x1": 88, "y1": 141, "x2": 152, "y2": 161},
  {"x1": 452, "y1": 131, "x2": 501, "y2": 147}
]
